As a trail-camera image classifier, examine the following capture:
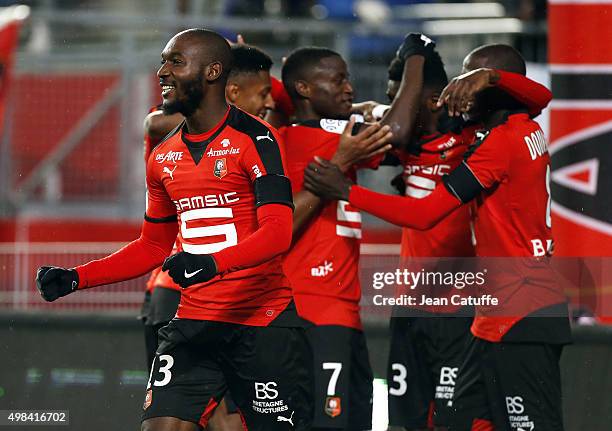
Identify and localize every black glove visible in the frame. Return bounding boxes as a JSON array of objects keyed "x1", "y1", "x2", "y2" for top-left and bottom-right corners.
[
  {"x1": 162, "y1": 252, "x2": 217, "y2": 288},
  {"x1": 396, "y1": 33, "x2": 436, "y2": 61},
  {"x1": 36, "y1": 266, "x2": 79, "y2": 302}
]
